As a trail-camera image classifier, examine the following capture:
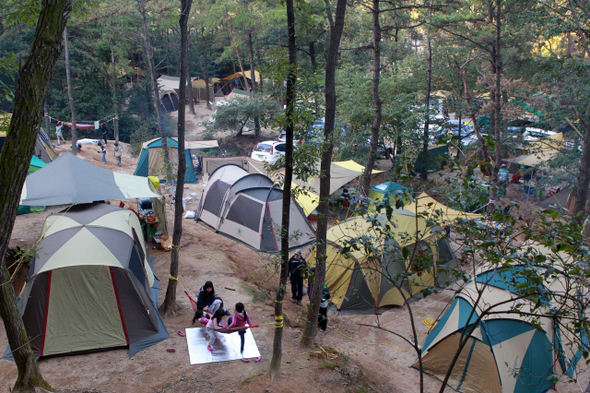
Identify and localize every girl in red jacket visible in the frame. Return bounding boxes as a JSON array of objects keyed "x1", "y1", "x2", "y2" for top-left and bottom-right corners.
[{"x1": 227, "y1": 302, "x2": 260, "y2": 363}]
